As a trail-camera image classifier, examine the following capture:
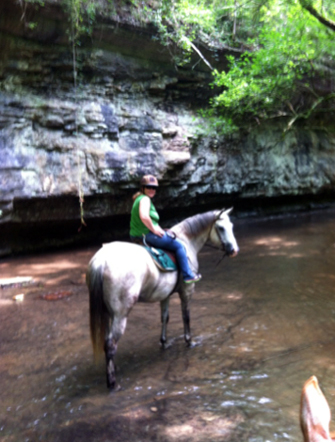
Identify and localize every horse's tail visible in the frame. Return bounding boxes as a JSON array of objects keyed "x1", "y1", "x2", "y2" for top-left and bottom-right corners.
[{"x1": 86, "y1": 253, "x2": 109, "y2": 362}]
